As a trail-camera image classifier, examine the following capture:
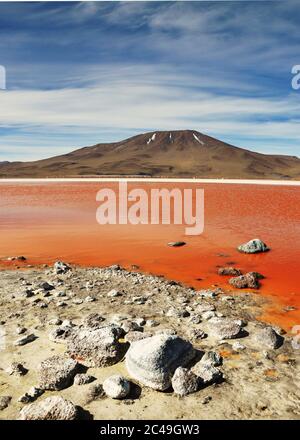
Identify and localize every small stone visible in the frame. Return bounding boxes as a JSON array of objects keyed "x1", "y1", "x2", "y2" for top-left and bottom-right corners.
[
  {"x1": 238, "y1": 238, "x2": 269, "y2": 254},
  {"x1": 85, "y1": 296, "x2": 95, "y2": 302},
  {"x1": 208, "y1": 318, "x2": 244, "y2": 340},
  {"x1": 145, "y1": 319, "x2": 159, "y2": 328},
  {"x1": 201, "y1": 396, "x2": 212, "y2": 405},
  {"x1": 19, "y1": 396, "x2": 78, "y2": 420},
  {"x1": 135, "y1": 318, "x2": 146, "y2": 326},
  {"x1": 39, "y1": 355, "x2": 79, "y2": 390},
  {"x1": 229, "y1": 272, "x2": 260, "y2": 289},
  {"x1": 56, "y1": 301, "x2": 67, "y2": 307},
  {"x1": 83, "y1": 313, "x2": 105, "y2": 329},
  {"x1": 107, "y1": 289, "x2": 123, "y2": 298},
  {"x1": 103, "y1": 375, "x2": 131, "y2": 399},
  {"x1": 74, "y1": 374, "x2": 95, "y2": 386},
  {"x1": 202, "y1": 311, "x2": 217, "y2": 320},
  {"x1": 49, "y1": 325, "x2": 74, "y2": 344},
  {"x1": 0, "y1": 396, "x2": 12, "y2": 411},
  {"x1": 125, "y1": 331, "x2": 152, "y2": 343},
  {"x1": 53, "y1": 261, "x2": 71, "y2": 275},
  {"x1": 85, "y1": 383, "x2": 105, "y2": 403},
  {"x1": 18, "y1": 387, "x2": 44, "y2": 404},
  {"x1": 39, "y1": 282, "x2": 55, "y2": 291},
  {"x1": 14, "y1": 333, "x2": 37, "y2": 346},
  {"x1": 254, "y1": 327, "x2": 284, "y2": 349},
  {"x1": 218, "y1": 267, "x2": 242, "y2": 276},
  {"x1": 201, "y1": 351, "x2": 222, "y2": 367},
  {"x1": 73, "y1": 298, "x2": 83, "y2": 305},
  {"x1": 232, "y1": 341, "x2": 246, "y2": 351},
  {"x1": 16, "y1": 327, "x2": 27, "y2": 335},
  {"x1": 192, "y1": 362, "x2": 223, "y2": 385},
  {"x1": 188, "y1": 328, "x2": 207, "y2": 340},
  {"x1": 6, "y1": 362, "x2": 28, "y2": 376},
  {"x1": 171, "y1": 367, "x2": 199, "y2": 396},
  {"x1": 167, "y1": 241, "x2": 186, "y2": 247}
]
